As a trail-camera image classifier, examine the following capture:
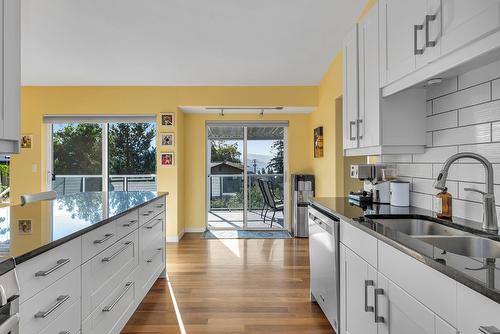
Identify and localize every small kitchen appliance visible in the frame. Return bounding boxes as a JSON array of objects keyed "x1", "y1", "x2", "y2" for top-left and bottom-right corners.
[
  {"x1": 390, "y1": 180, "x2": 410, "y2": 207},
  {"x1": 350, "y1": 164, "x2": 392, "y2": 204}
]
